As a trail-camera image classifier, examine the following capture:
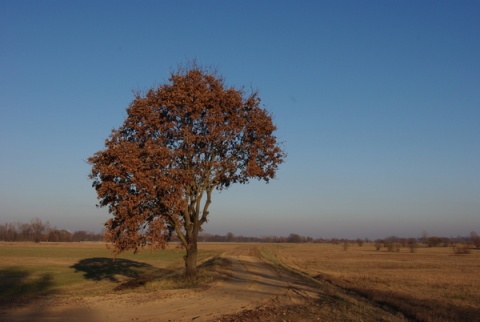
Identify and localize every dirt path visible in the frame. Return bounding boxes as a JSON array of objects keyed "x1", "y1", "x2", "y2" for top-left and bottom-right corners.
[{"x1": 1, "y1": 246, "x2": 318, "y2": 322}]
